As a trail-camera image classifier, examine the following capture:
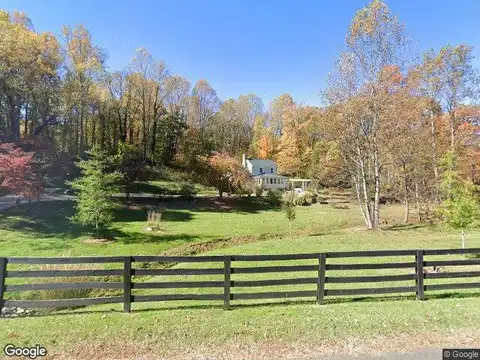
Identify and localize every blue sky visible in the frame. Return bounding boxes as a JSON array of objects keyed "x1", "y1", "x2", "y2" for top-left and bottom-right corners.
[{"x1": 2, "y1": 0, "x2": 480, "y2": 106}]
